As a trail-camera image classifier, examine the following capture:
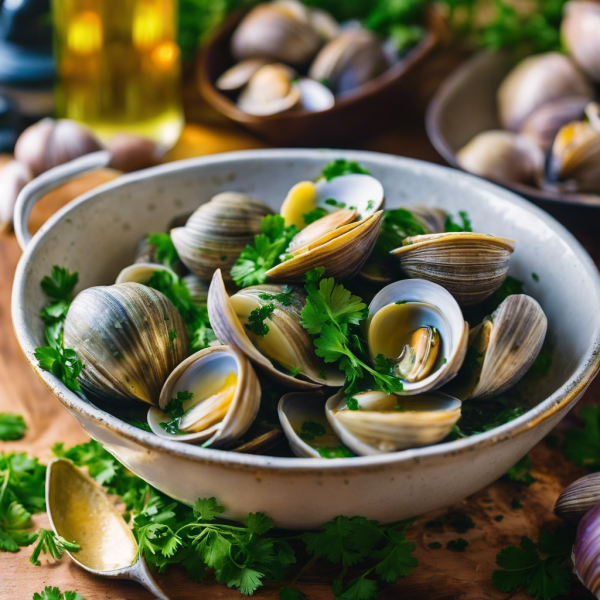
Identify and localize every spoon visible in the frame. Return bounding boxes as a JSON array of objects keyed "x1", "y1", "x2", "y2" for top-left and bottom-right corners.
[{"x1": 46, "y1": 458, "x2": 170, "y2": 600}]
